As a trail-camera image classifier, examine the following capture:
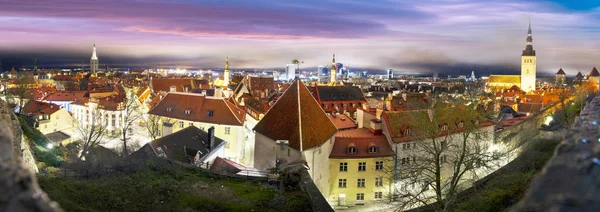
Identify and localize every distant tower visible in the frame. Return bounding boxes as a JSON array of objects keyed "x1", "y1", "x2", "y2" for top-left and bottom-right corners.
[
  {"x1": 520, "y1": 20, "x2": 537, "y2": 92},
  {"x1": 33, "y1": 58, "x2": 38, "y2": 70},
  {"x1": 387, "y1": 69, "x2": 393, "y2": 79},
  {"x1": 555, "y1": 68, "x2": 566, "y2": 85},
  {"x1": 317, "y1": 66, "x2": 324, "y2": 83},
  {"x1": 224, "y1": 57, "x2": 230, "y2": 87},
  {"x1": 90, "y1": 43, "x2": 99, "y2": 75},
  {"x1": 471, "y1": 71, "x2": 476, "y2": 81},
  {"x1": 330, "y1": 54, "x2": 337, "y2": 84},
  {"x1": 589, "y1": 67, "x2": 600, "y2": 89}
]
